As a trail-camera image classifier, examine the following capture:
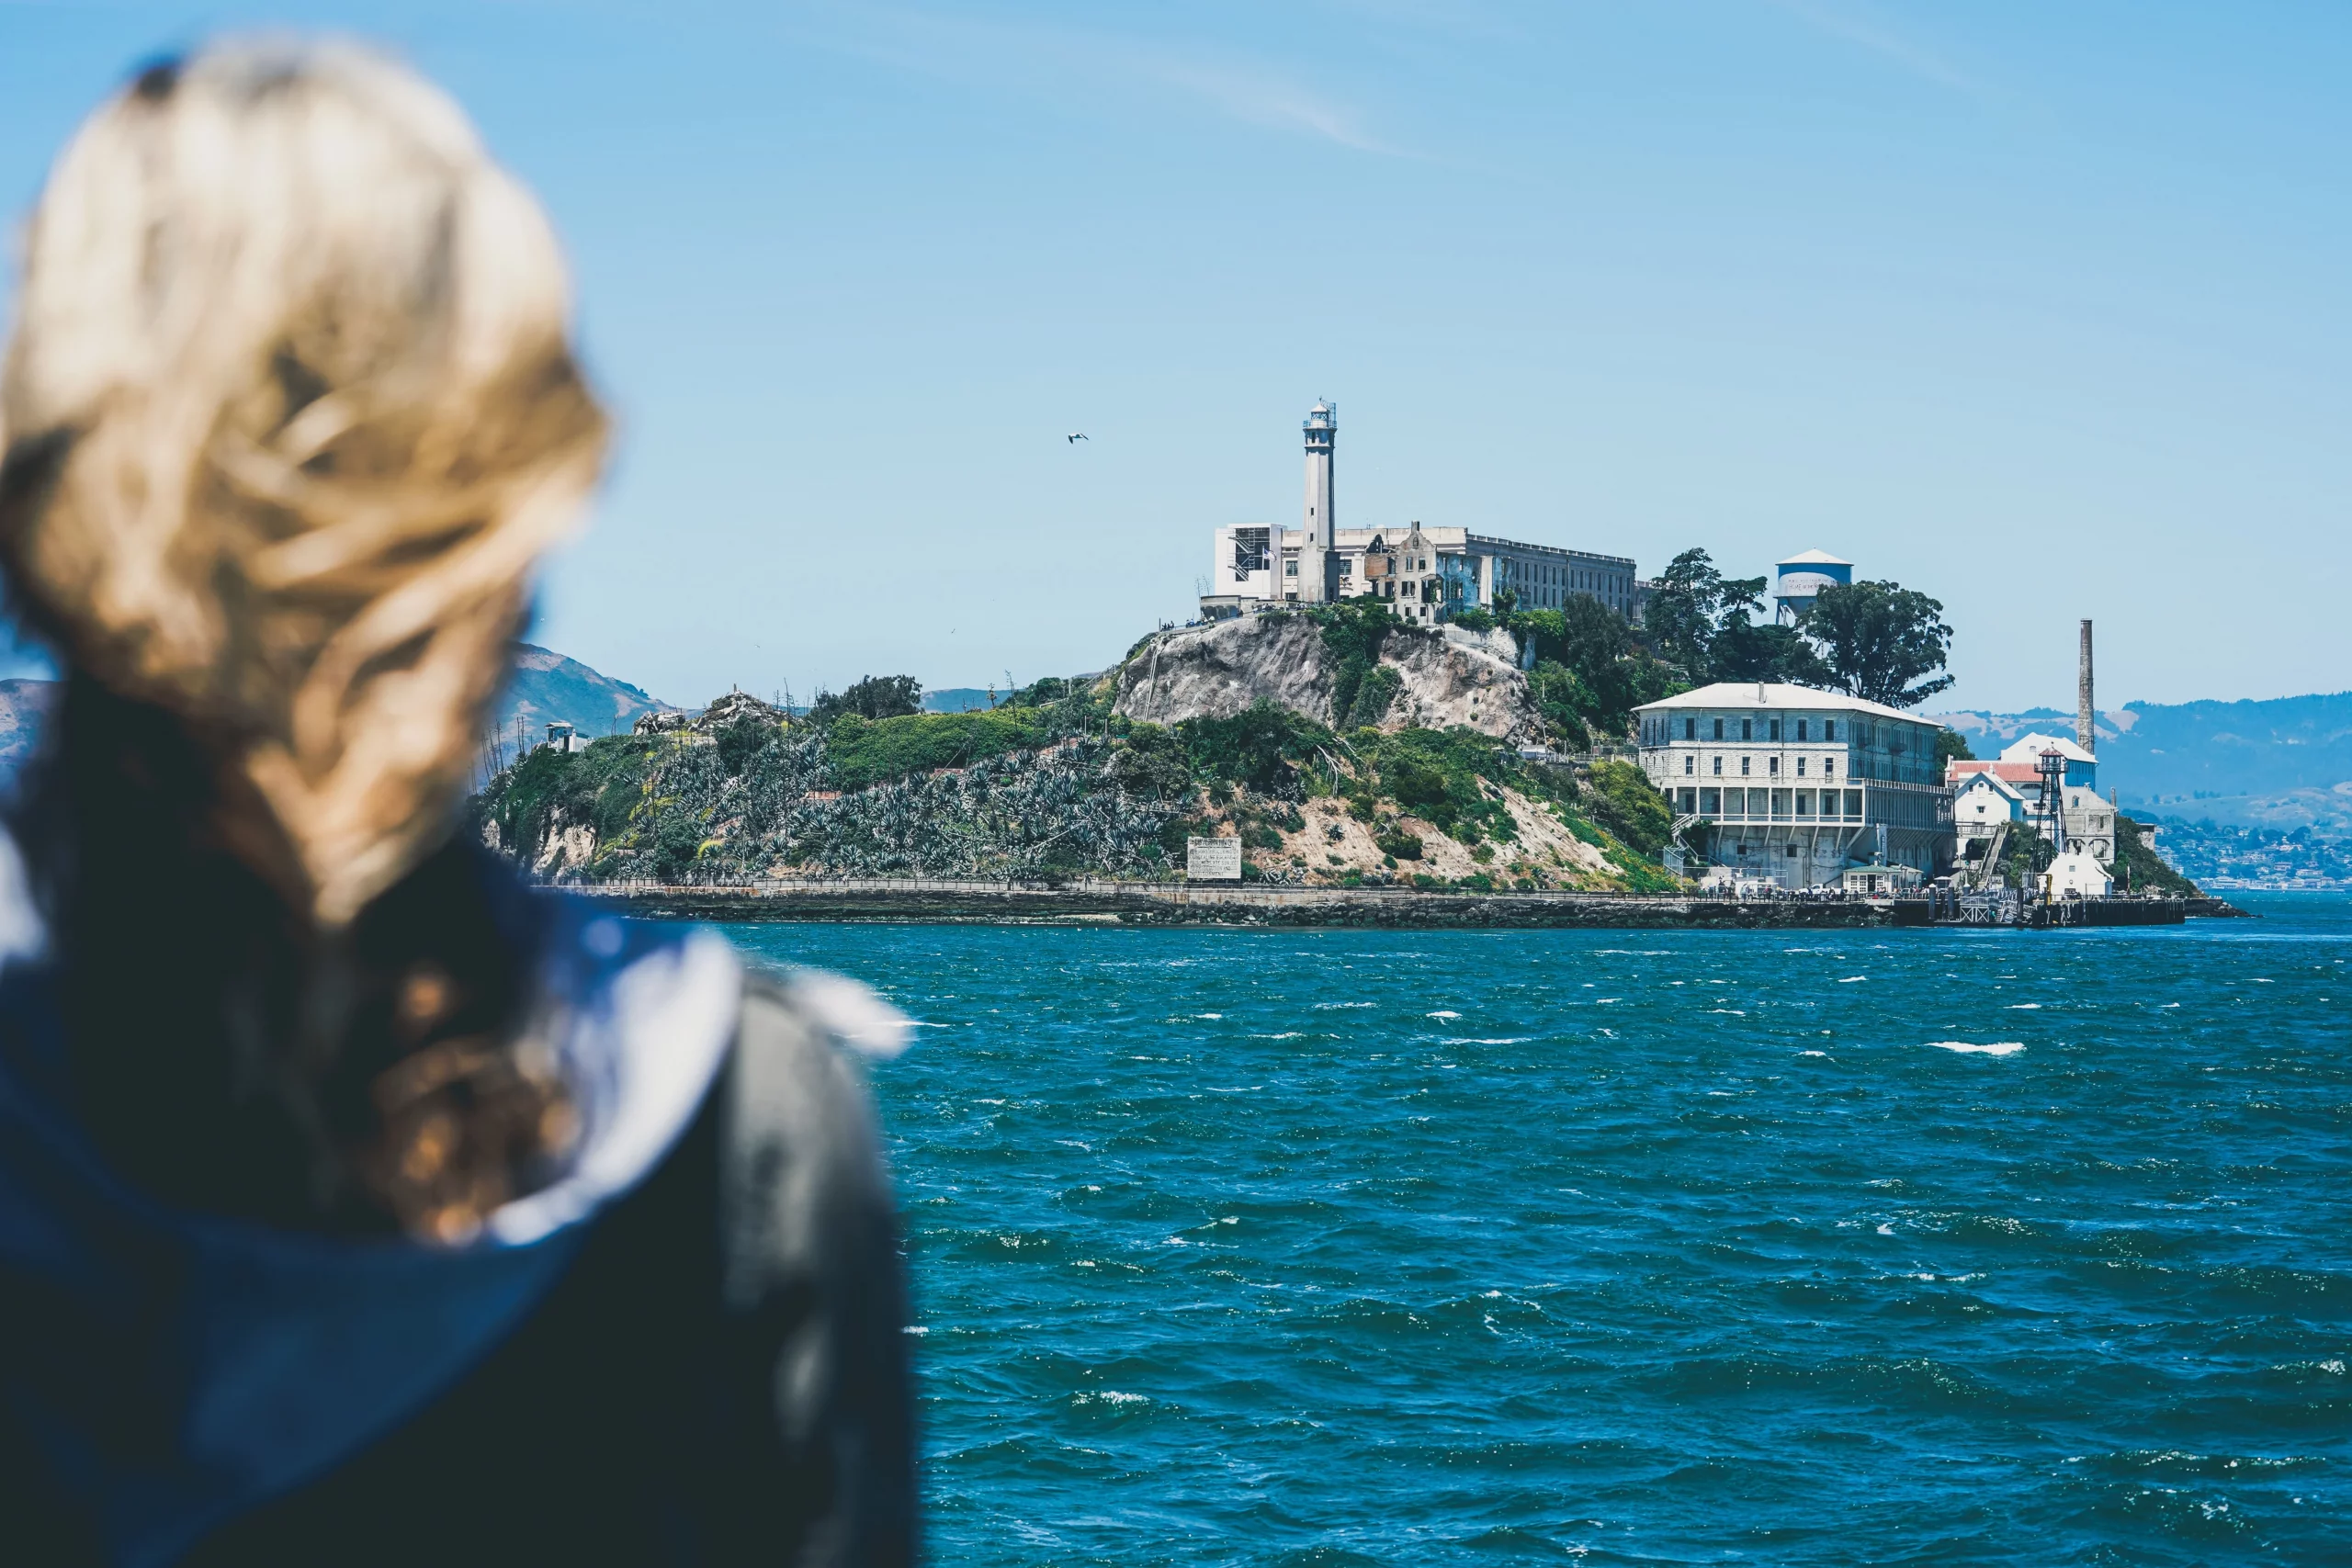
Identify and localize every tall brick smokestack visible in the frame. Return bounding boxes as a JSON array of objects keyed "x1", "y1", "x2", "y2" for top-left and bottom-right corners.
[{"x1": 2077, "y1": 619, "x2": 2095, "y2": 754}]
